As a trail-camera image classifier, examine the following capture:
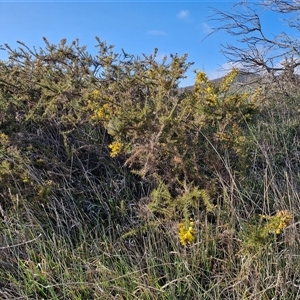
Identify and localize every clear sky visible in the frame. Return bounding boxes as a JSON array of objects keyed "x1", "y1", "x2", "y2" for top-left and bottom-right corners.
[{"x1": 0, "y1": 1, "x2": 296, "y2": 87}]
